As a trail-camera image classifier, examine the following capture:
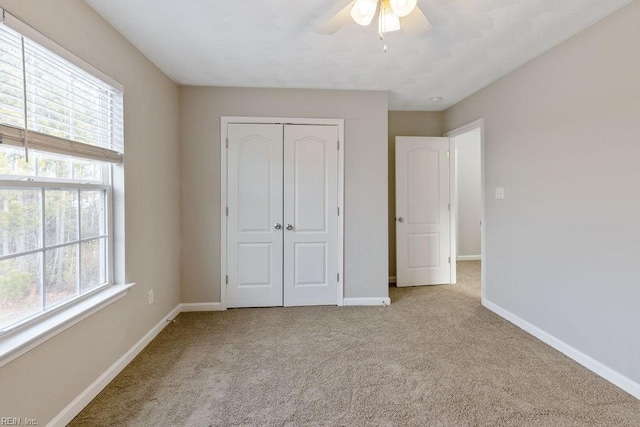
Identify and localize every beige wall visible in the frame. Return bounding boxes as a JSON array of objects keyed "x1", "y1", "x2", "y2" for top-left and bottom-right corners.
[
  {"x1": 387, "y1": 111, "x2": 444, "y2": 278},
  {"x1": 180, "y1": 87, "x2": 389, "y2": 302},
  {"x1": 445, "y1": 0, "x2": 640, "y2": 384},
  {"x1": 454, "y1": 129, "x2": 482, "y2": 258},
  {"x1": 0, "y1": 0, "x2": 180, "y2": 424}
]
